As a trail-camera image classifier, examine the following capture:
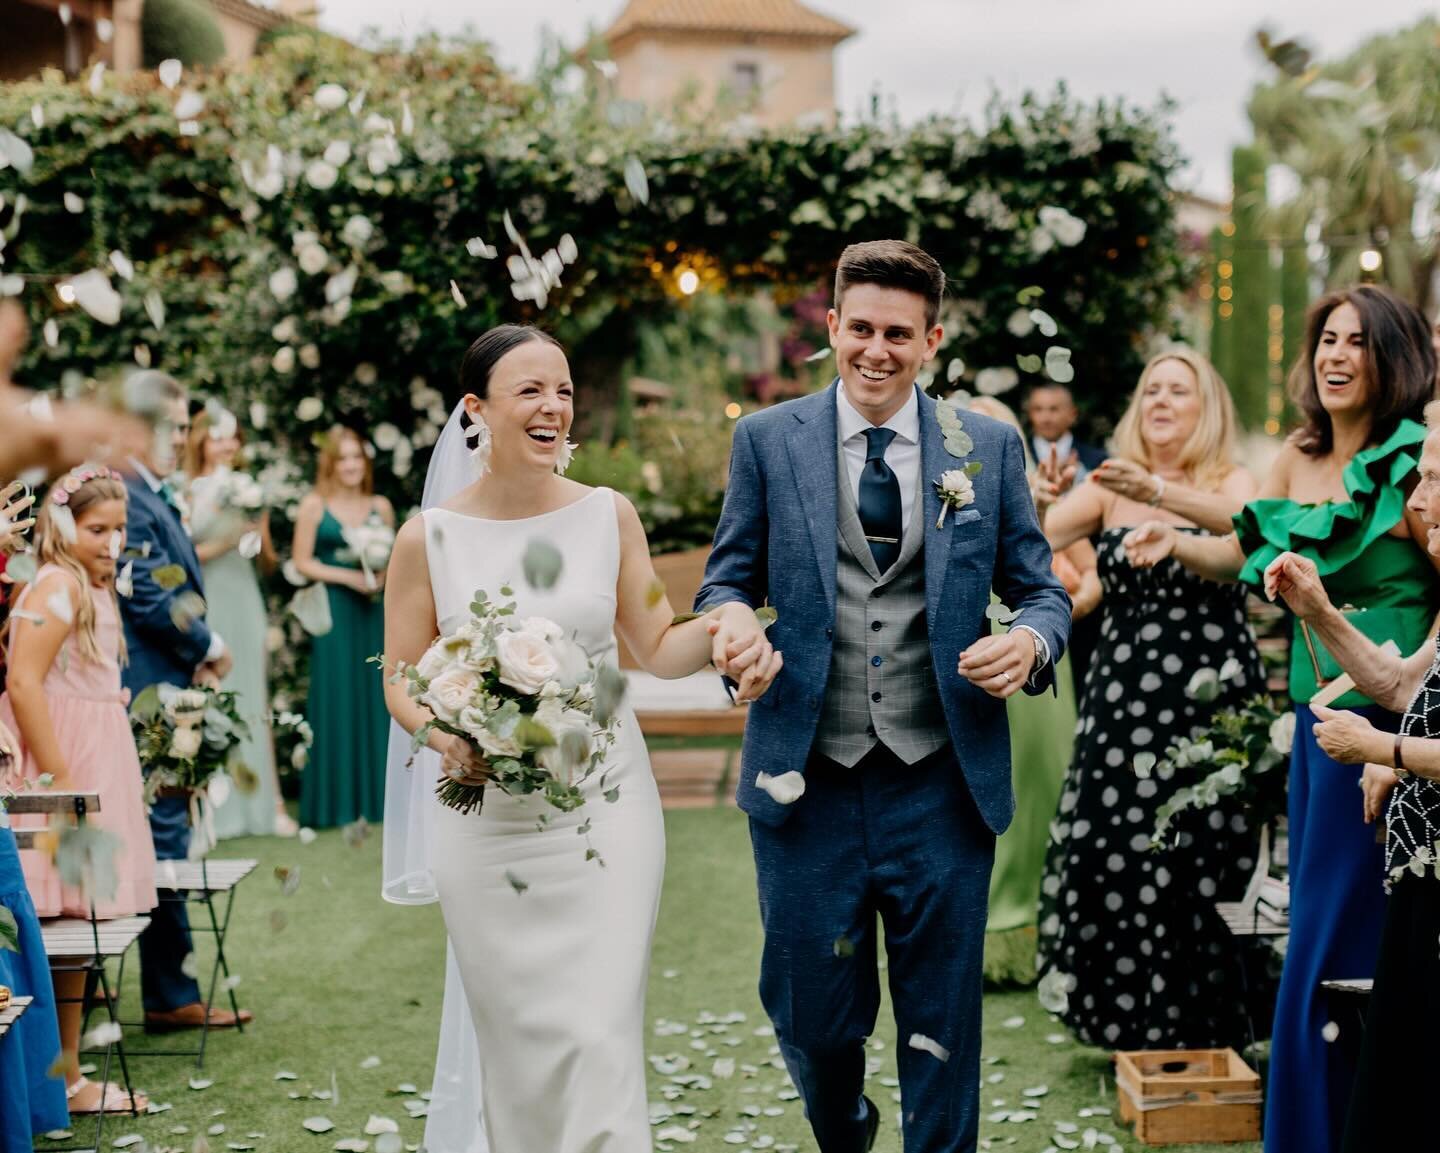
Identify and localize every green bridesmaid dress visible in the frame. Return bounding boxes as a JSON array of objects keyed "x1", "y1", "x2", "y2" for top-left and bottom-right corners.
[
  {"x1": 984, "y1": 649, "x2": 1077, "y2": 984},
  {"x1": 300, "y1": 505, "x2": 389, "y2": 829}
]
